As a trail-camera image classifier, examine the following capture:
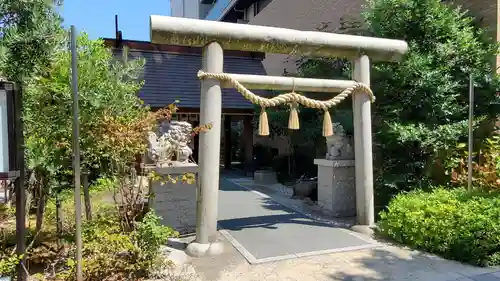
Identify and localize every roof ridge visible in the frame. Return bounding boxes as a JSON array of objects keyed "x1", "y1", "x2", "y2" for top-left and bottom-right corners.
[
  {"x1": 102, "y1": 38, "x2": 265, "y2": 60},
  {"x1": 127, "y1": 48, "x2": 265, "y2": 60}
]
